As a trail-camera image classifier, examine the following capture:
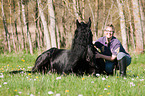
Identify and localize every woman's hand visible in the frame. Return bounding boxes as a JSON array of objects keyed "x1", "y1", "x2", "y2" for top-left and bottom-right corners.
[
  {"x1": 95, "y1": 52, "x2": 116, "y2": 61},
  {"x1": 95, "y1": 52, "x2": 102, "y2": 58}
]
